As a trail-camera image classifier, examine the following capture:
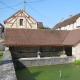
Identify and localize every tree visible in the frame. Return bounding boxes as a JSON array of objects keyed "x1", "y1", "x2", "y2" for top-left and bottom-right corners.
[{"x1": 39, "y1": 26, "x2": 51, "y2": 29}]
